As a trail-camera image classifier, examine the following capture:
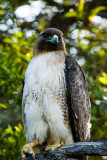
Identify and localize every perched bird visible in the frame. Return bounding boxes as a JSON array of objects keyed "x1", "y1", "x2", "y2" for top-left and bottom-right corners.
[{"x1": 21, "y1": 28, "x2": 91, "y2": 159}]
